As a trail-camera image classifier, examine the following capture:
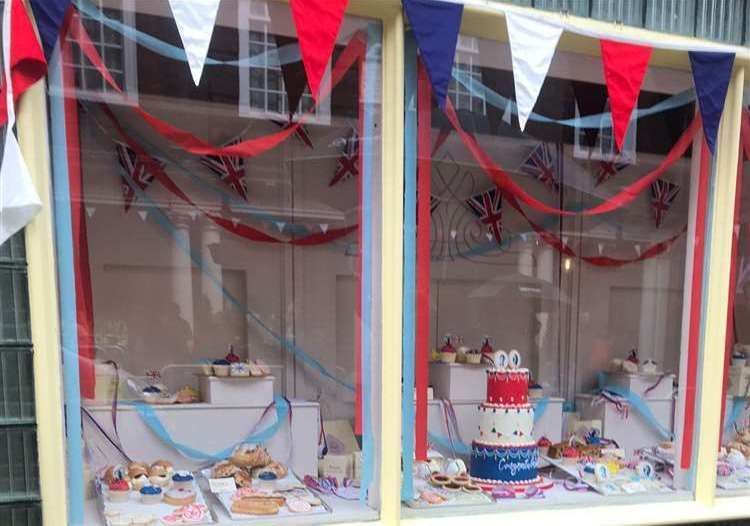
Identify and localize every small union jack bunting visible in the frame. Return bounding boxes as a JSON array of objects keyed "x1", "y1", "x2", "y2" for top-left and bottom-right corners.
[
  {"x1": 595, "y1": 159, "x2": 629, "y2": 186},
  {"x1": 430, "y1": 194, "x2": 440, "y2": 215},
  {"x1": 329, "y1": 128, "x2": 359, "y2": 187},
  {"x1": 272, "y1": 119, "x2": 314, "y2": 149},
  {"x1": 519, "y1": 142, "x2": 559, "y2": 192},
  {"x1": 466, "y1": 187, "x2": 503, "y2": 246},
  {"x1": 200, "y1": 139, "x2": 248, "y2": 201},
  {"x1": 650, "y1": 180, "x2": 680, "y2": 228},
  {"x1": 115, "y1": 142, "x2": 163, "y2": 212}
]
